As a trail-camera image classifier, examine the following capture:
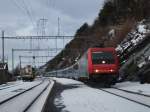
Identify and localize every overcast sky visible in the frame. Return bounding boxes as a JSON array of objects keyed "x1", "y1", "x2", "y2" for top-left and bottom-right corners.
[{"x1": 0, "y1": 0, "x2": 104, "y2": 70}]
